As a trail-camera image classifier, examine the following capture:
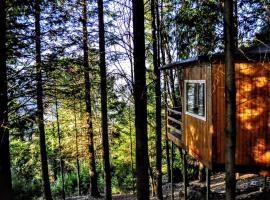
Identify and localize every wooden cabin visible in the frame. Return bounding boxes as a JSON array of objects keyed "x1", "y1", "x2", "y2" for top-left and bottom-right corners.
[{"x1": 161, "y1": 45, "x2": 270, "y2": 175}]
